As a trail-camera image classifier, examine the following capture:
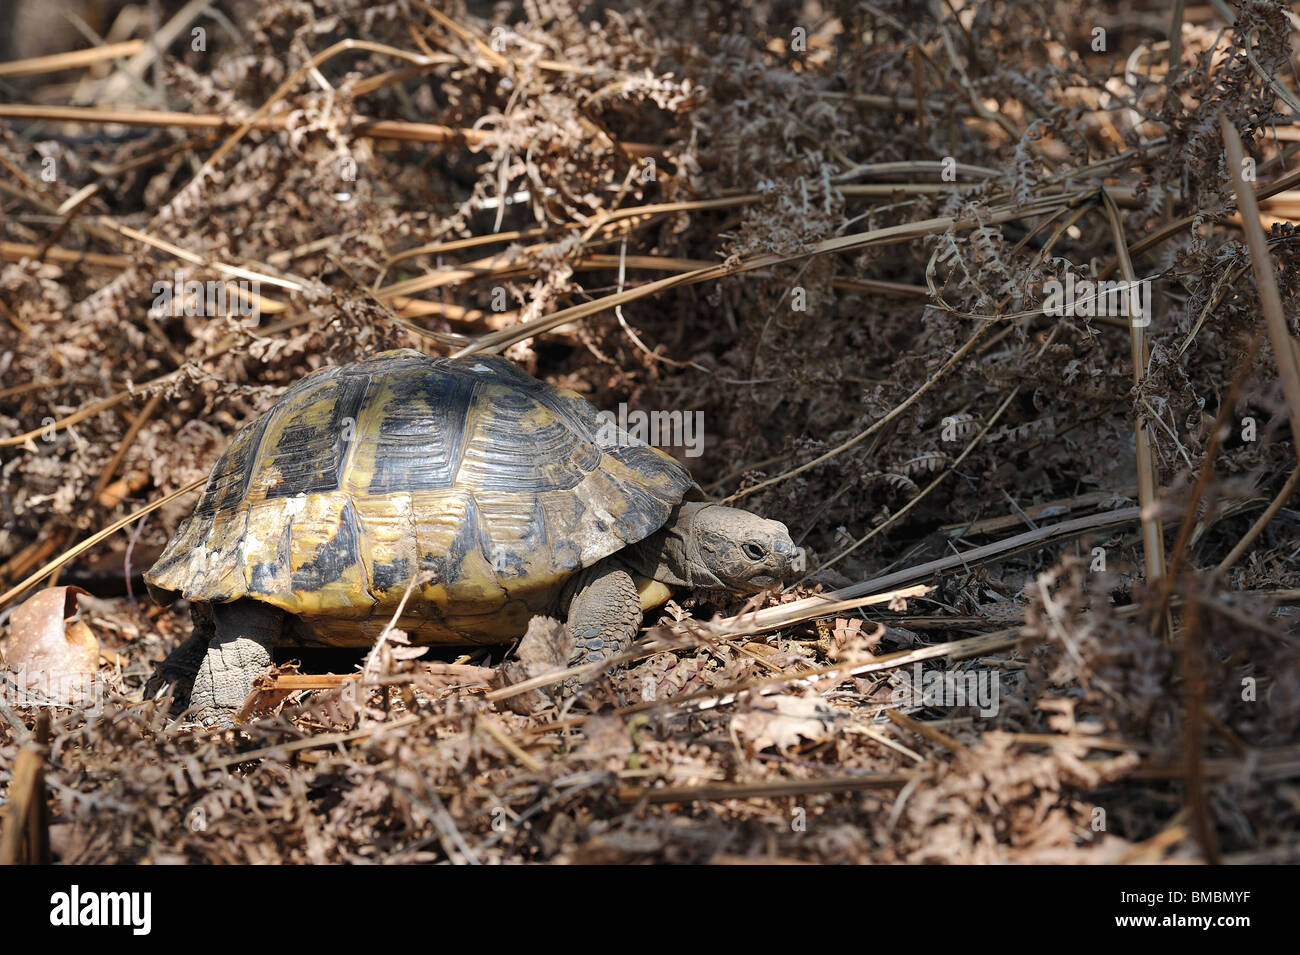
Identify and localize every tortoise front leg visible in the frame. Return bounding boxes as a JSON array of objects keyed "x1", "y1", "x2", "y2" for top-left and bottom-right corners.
[
  {"x1": 144, "y1": 602, "x2": 214, "y2": 714},
  {"x1": 562, "y1": 563, "x2": 642, "y2": 694},
  {"x1": 190, "y1": 599, "x2": 283, "y2": 726}
]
